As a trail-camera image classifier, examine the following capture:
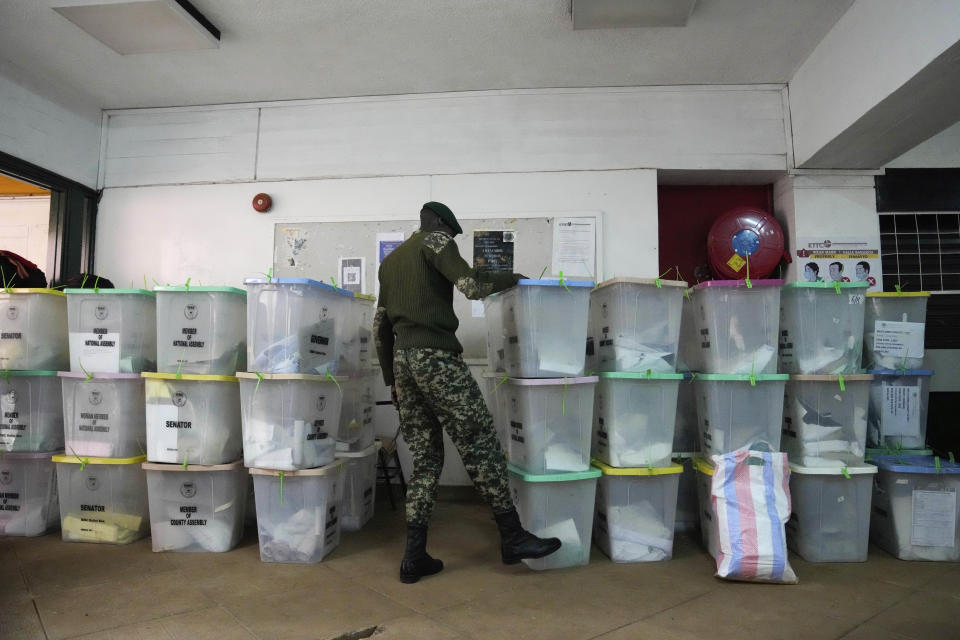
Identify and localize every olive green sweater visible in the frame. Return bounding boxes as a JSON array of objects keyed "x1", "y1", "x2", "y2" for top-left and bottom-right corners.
[{"x1": 374, "y1": 230, "x2": 516, "y2": 386}]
